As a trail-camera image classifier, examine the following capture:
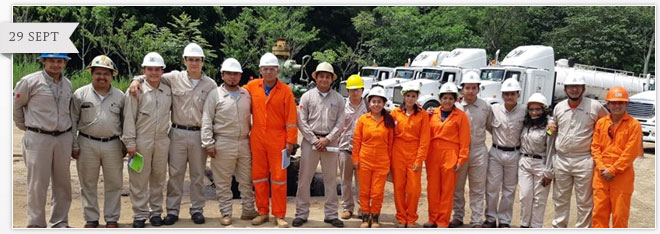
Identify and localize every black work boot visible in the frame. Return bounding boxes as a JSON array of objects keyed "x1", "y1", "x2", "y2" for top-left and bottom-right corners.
[
  {"x1": 360, "y1": 213, "x2": 370, "y2": 228},
  {"x1": 371, "y1": 213, "x2": 381, "y2": 228}
]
